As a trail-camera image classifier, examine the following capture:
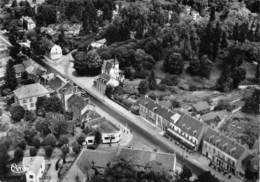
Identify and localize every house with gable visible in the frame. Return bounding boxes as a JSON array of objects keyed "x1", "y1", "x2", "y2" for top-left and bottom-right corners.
[
  {"x1": 139, "y1": 96, "x2": 205, "y2": 151},
  {"x1": 62, "y1": 147, "x2": 176, "y2": 182},
  {"x1": 14, "y1": 83, "x2": 50, "y2": 110},
  {"x1": 94, "y1": 58, "x2": 125, "y2": 94},
  {"x1": 43, "y1": 39, "x2": 62, "y2": 60},
  {"x1": 202, "y1": 127, "x2": 248, "y2": 177},
  {"x1": 22, "y1": 156, "x2": 45, "y2": 182}
]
